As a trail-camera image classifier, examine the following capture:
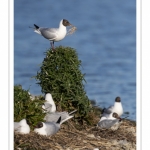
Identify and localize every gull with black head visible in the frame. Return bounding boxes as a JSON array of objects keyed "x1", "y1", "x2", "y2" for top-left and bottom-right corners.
[
  {"x1": 98, "y1": 112, "x2": 122, "y2": 131},
  {"x1": 101, "y1": 96, "x2": 123, "y2": 117},
  {"x1": 31, "y1": 19, "x2": 72, "y2": 50},
  {"x1": 34, "y1": 116, "x2": 61, "y2": 136}
]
